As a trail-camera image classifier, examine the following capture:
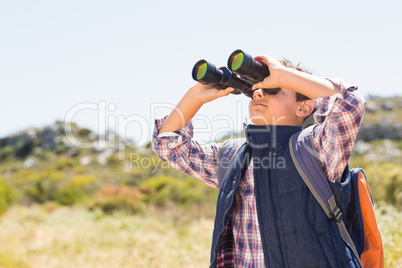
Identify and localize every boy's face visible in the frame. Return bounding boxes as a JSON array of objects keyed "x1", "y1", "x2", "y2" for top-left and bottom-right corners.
[{"x1": 248, "y1": 88, "x2": 302, "y2": 126}]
